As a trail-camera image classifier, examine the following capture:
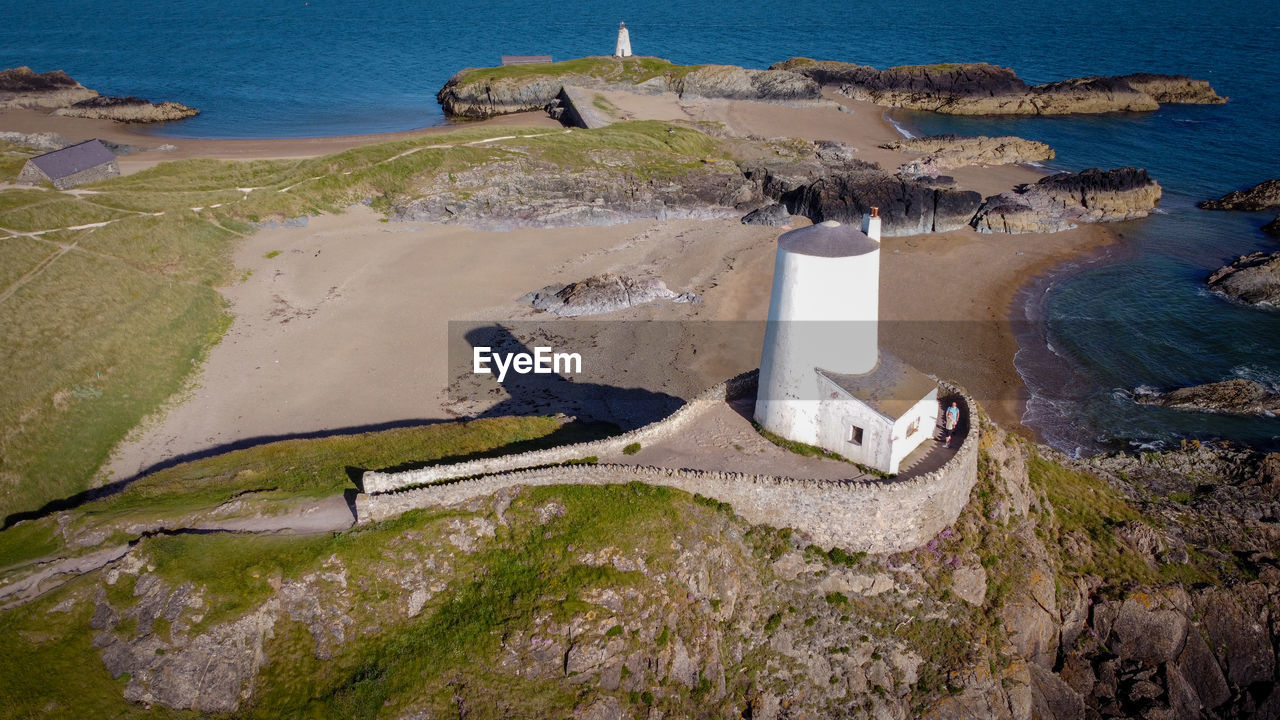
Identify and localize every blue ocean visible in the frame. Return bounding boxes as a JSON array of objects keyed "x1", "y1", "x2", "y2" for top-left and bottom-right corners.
[{"x1": 4, "y1": 0, "x2": 1278, "y2": 453}]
